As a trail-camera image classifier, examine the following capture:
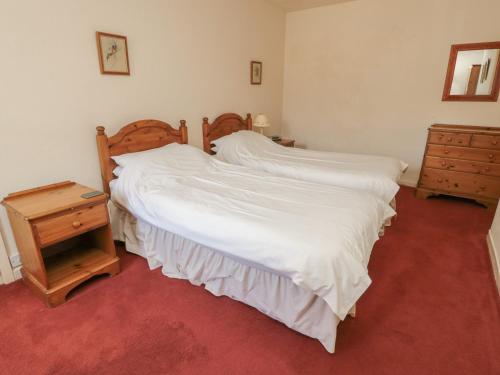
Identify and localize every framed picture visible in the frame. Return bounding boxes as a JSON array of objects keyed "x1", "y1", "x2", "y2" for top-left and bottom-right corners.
[
  {"x1": 96, "y1": 32, "x2": 130, "y2": 75},
  {"x1": 250, "y1": 61, "x2": 262, "y2": 85}
]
